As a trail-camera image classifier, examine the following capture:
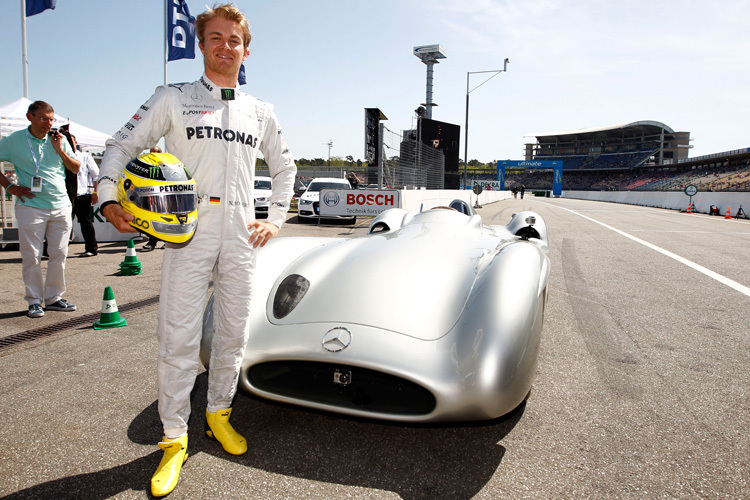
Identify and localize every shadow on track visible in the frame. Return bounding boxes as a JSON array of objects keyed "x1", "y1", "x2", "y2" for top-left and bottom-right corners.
[{"x1": 4, "y1": 372, "x2": 524, "y2": 500}]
